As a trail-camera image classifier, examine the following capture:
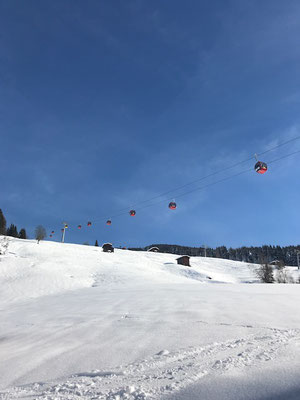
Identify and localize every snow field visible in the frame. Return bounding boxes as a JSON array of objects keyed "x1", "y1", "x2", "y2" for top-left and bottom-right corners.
[{"x1": 0, "y1": 237, "x2": 300, "y2": 399}]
